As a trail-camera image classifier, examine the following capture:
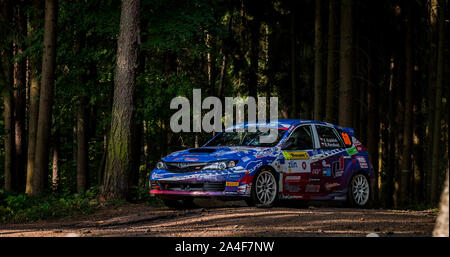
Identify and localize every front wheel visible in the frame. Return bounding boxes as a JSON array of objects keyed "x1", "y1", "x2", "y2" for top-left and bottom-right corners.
[
  {"x1": 250, "y1": 169, "x2": 278, "y2": 208},
  {"x1": 347, "y1": 173, "x2": 371, "y2": 207}
]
